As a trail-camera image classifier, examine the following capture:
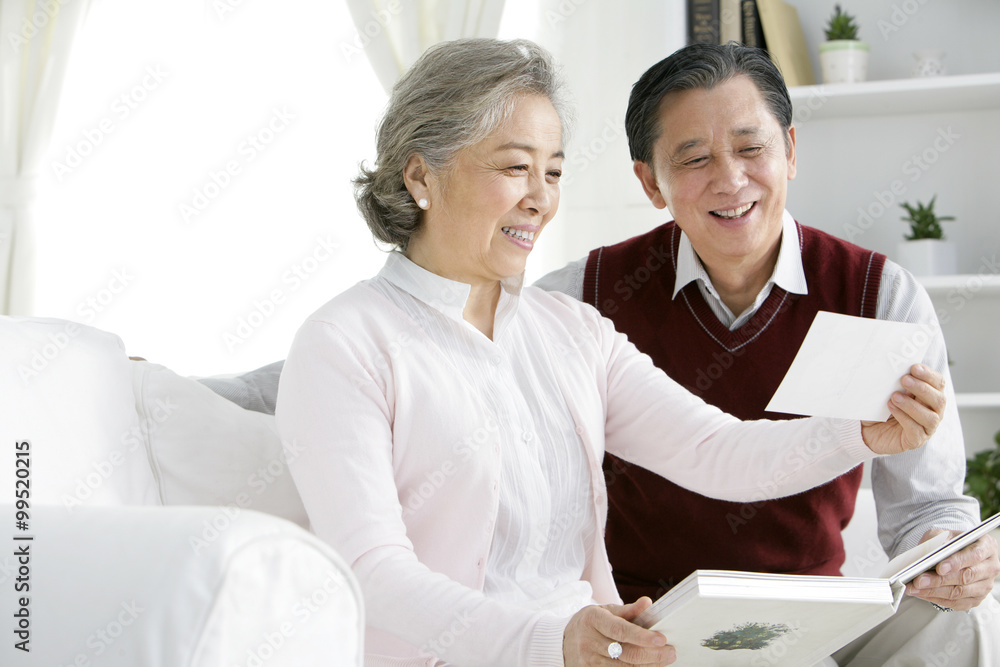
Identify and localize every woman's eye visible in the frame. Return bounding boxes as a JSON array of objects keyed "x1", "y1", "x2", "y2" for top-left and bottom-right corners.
[
  {"x1": 507, "y1": 165, "x2": 529, "y2": 174},
  {"x1": 741, "y1": 146, "x2": 764, "y2": 156},
  {"x1": 547, "y1": 170, "x2": 562, "y2": 181}
]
